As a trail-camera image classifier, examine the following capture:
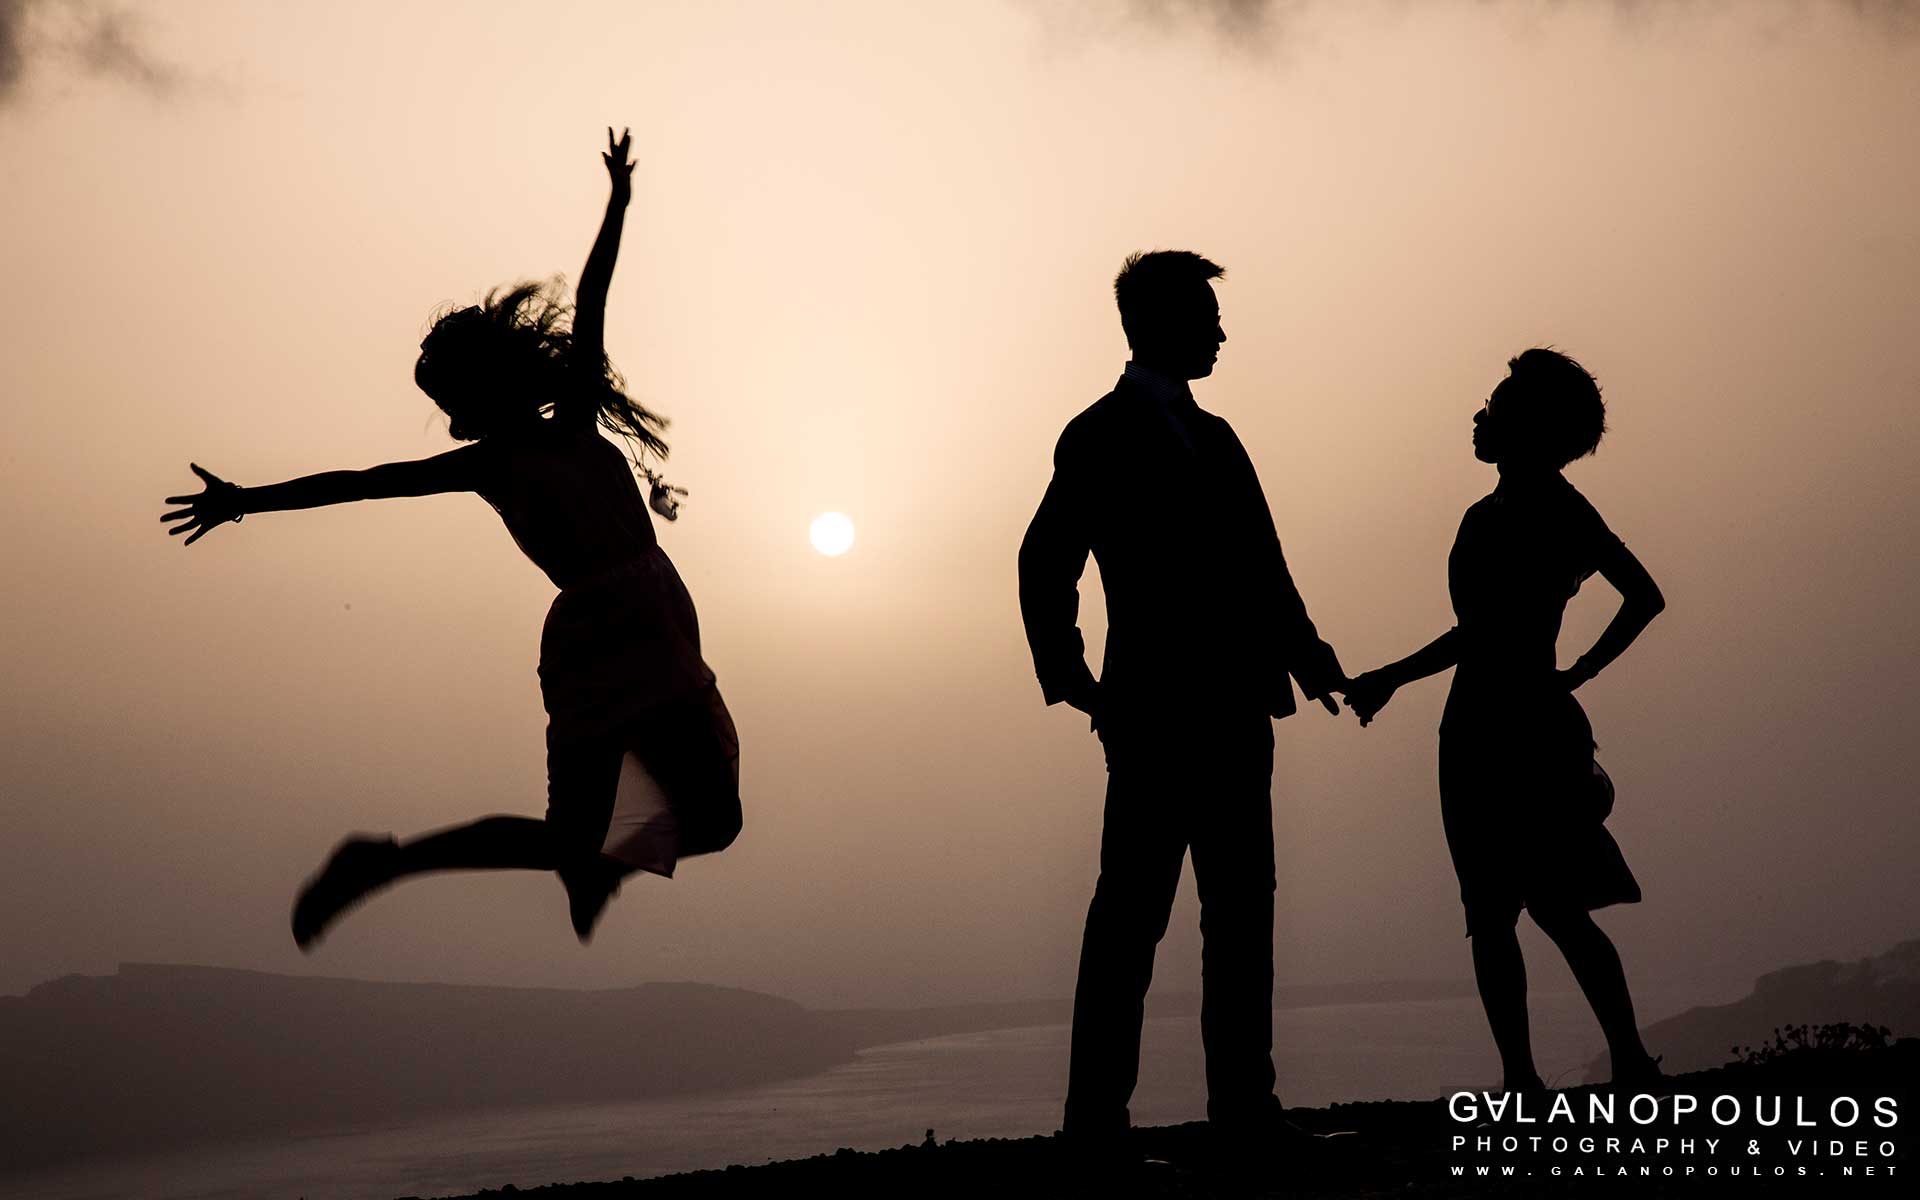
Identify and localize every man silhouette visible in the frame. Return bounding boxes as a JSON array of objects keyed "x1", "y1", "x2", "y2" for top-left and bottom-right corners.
[{"x1": 1018, "y1": 250, "x2": 1345, "y2": 1150}]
